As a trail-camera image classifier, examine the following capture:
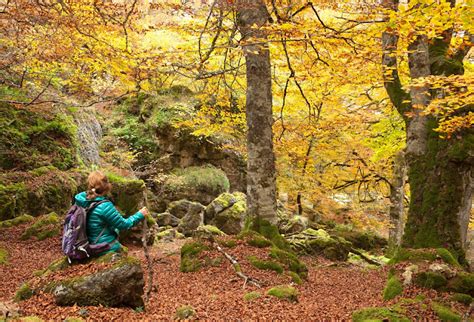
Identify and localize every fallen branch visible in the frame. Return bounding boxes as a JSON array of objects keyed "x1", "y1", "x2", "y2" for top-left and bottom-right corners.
[{"x1": 213, "y1": 242, "x2": 261, "y2": 289}]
